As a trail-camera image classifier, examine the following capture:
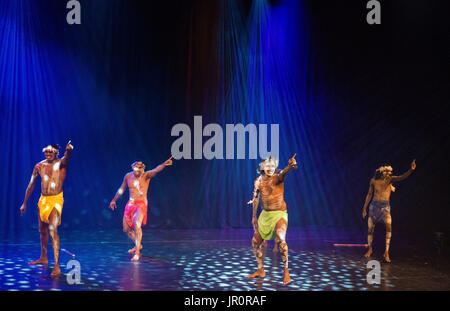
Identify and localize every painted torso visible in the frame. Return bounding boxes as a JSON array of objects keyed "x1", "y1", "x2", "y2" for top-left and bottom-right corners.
[
  {"x1": 35, "y1": 159, "x2": 67, "y2": 196},
  {"x1": 256, "y1": 175, "x2": 286, "y2": 211},
  {"x1": 126, "y1": 173, "x2": 150, "y2": 202},
  {"x1": 372, "y1": 178, "x2": 392, "y2": 201}
]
